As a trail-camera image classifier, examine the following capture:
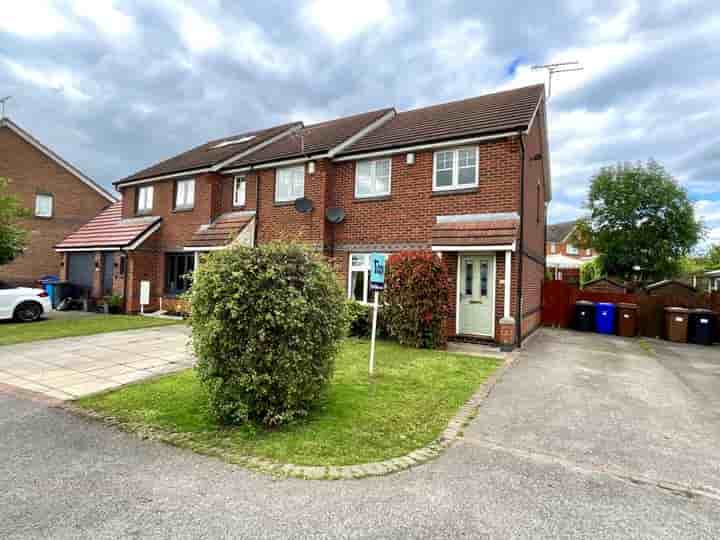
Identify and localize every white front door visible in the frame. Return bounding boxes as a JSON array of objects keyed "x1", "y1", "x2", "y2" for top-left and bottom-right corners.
[{"x1": 458, "y1": 254, "x2": 495, "y2": 337}]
